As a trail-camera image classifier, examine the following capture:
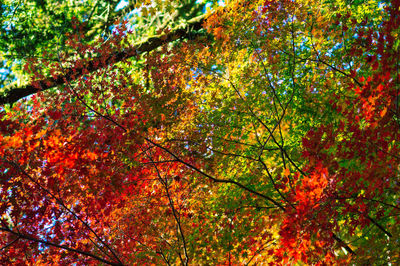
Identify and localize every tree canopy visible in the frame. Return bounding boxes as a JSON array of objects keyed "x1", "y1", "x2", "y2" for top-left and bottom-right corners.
[{"x1": 0, "y1": 0, "x2": 399, "y2": 264}]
